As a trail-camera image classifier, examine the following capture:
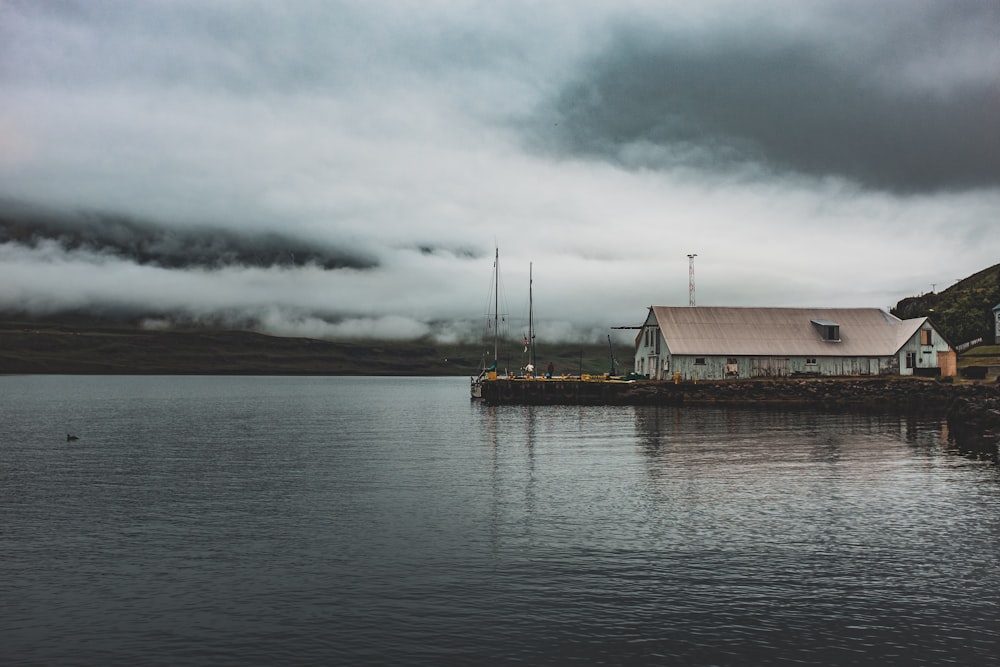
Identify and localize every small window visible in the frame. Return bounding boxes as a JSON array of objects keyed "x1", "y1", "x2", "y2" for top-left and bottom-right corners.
[
  {"x1": 905, "y1": 352, "x2": 916, "y2": 369},
  {"x1": 806, "y1": 358, "x2": 817, "y2": 365},
  {"x1": 812, "y1": 319, "x2": 841, "y2": 342},
  {"x1": 920, "y1": 329, "x2": 932, "y2": 346},
  {"x1": 727, "y1": 357, "x2": 737, "y2": 365},
  {"x1": 695, "y1": 357, "x2": 706, "y2": 365}
]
